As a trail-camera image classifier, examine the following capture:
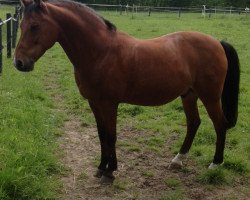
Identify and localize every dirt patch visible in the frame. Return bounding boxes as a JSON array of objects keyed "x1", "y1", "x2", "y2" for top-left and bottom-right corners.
[
  {"x1": 58, "y1": 120, "x2": 249, "y2": 200},
  {"x1": 58, "y1": 119, "x2": 100, "y2": 199}
]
